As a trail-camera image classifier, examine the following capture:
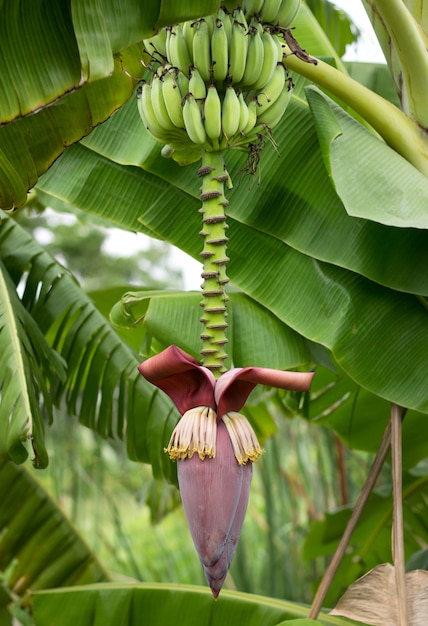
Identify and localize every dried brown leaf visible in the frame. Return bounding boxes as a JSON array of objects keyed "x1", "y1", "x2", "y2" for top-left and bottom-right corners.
[{"x1": 329, "y1": 563, "x2": 428, "y2": 626}]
